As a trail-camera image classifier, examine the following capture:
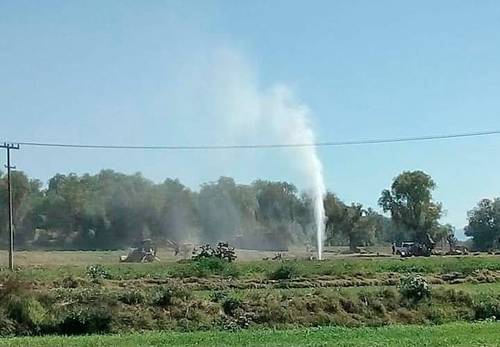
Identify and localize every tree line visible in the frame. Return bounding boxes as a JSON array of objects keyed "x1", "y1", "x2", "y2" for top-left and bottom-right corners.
[{"x1": 0, "y1": 169, "x2": 498, "y2": 251}]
